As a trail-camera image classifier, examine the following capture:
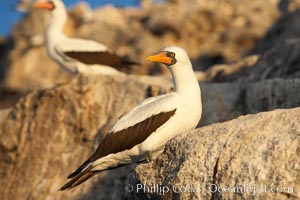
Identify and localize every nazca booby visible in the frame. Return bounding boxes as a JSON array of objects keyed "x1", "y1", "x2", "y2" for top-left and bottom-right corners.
[
  {"x1": 33, "y1": 0, "x2": 137, "y2": 74},
  {"x1": 59, "y1": 46, "x2": 202, "y2": 190}
]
